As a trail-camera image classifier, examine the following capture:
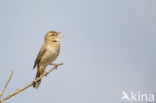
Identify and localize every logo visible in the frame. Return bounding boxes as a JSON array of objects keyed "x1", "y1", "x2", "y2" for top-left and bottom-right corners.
[{"x1": 121, "y1": 91, "x2": 155, "y2": 102}]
